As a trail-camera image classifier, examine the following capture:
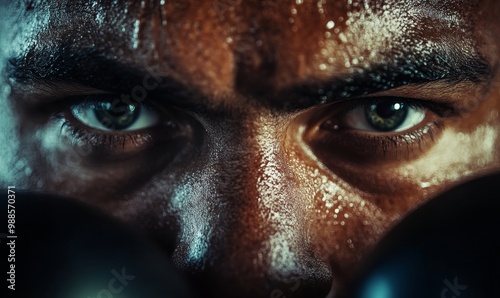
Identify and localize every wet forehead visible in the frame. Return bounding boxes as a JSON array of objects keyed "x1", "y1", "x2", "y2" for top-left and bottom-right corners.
[{"x1": 7, "y1": 0, "x2": 481, "y2": 100}]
